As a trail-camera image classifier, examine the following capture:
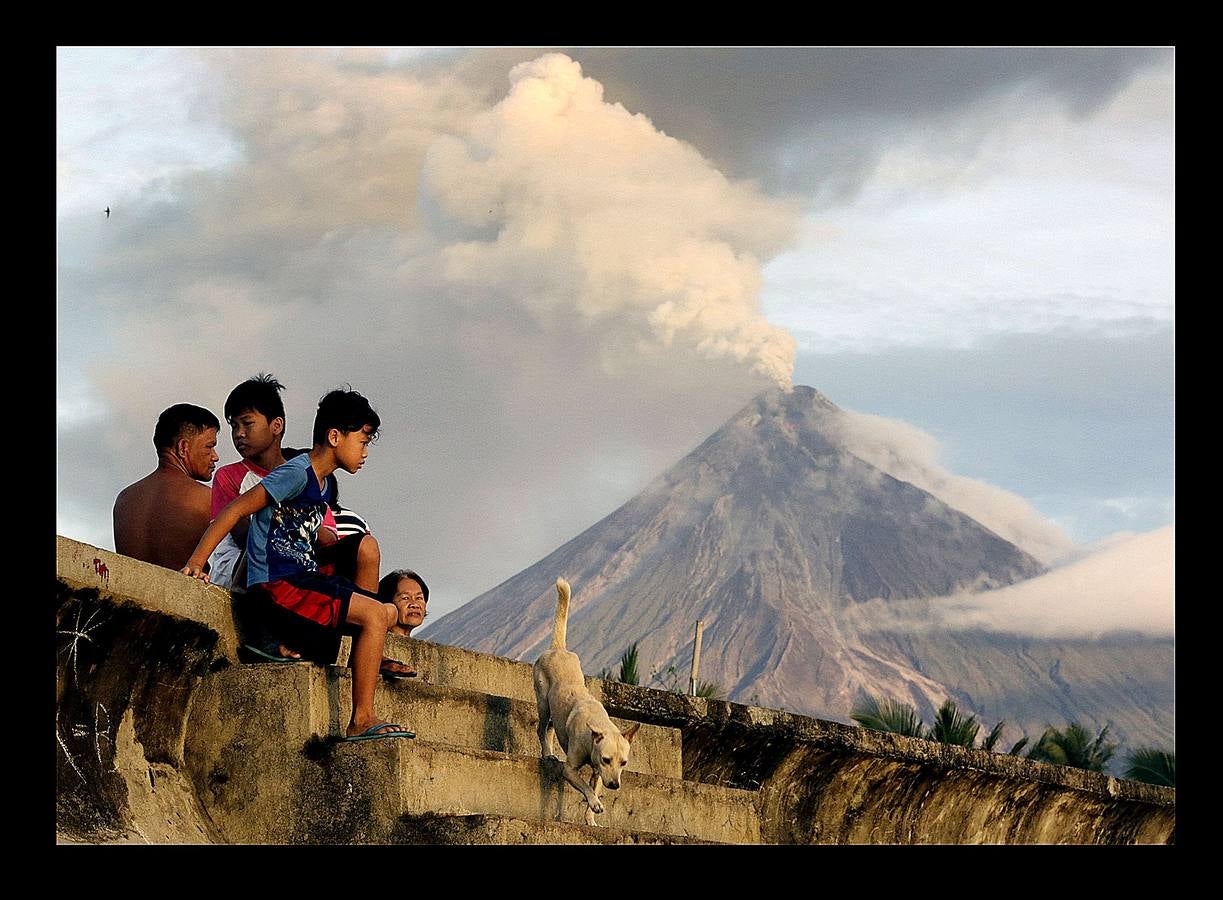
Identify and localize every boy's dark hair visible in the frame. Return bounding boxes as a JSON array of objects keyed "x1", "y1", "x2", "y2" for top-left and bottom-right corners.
[
  {"x1": 224, "y1": 372, "x2": 286, "y2": 424},
  {"x1": 378, "y1": 569, "x2": 430, "y2": 604},
  {"x1": 153, "y1": 404, "x2": 220, "y2": 452},
  {"x1": 312, "y1": 388, "x2": 380, "y2": 446}
]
